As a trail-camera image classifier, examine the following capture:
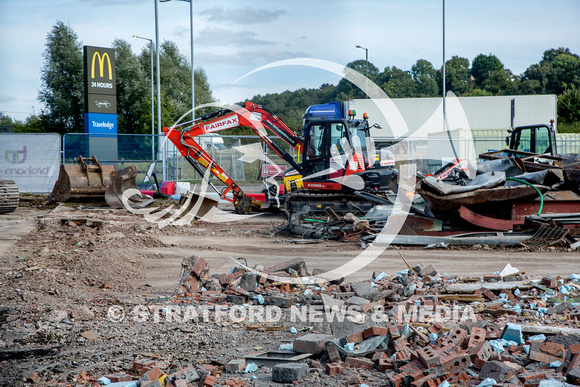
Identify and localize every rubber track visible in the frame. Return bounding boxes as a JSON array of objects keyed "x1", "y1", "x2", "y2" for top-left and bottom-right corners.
[{"x1": 0, "y1": 180, "x2": 19, "y2": 214}]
